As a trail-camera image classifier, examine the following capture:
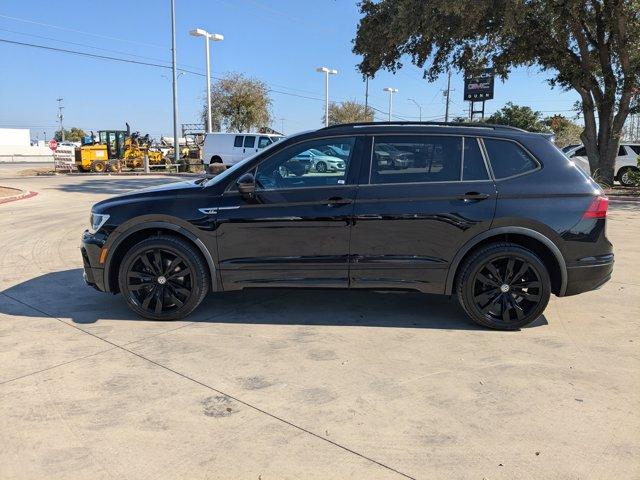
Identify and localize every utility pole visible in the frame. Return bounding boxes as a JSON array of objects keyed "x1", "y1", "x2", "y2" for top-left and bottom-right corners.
[
  {"x1": 444, "y1": 71, "x2": 451, "y2": 123},
  {"x1": 170, "y1": 0, "x2": 180, "y2": 163},
  {"x1": 56, "y1": 98, "x2": 64, "y2": 141},
  {"x1": 364, "y1": 76, "x2": 369, "y2": 112}
]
